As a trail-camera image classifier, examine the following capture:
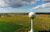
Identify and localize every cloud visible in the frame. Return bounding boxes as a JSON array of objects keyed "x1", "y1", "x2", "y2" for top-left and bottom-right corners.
[
  {"x1": 43, "y1": 0, "x2": 50, "y2": 3},
  {"x1": 33, "y1": 3, "x2": 50, "y2": 12},
  {"x1": 33, "y1": 3, "x2": 50, "y2": 9},
  {"x1": 0, "y1": 0, "x2": 9, "y2": 8},
  {"x1": 0, "y1": 0, "x2": 36, "y2": 8}
]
